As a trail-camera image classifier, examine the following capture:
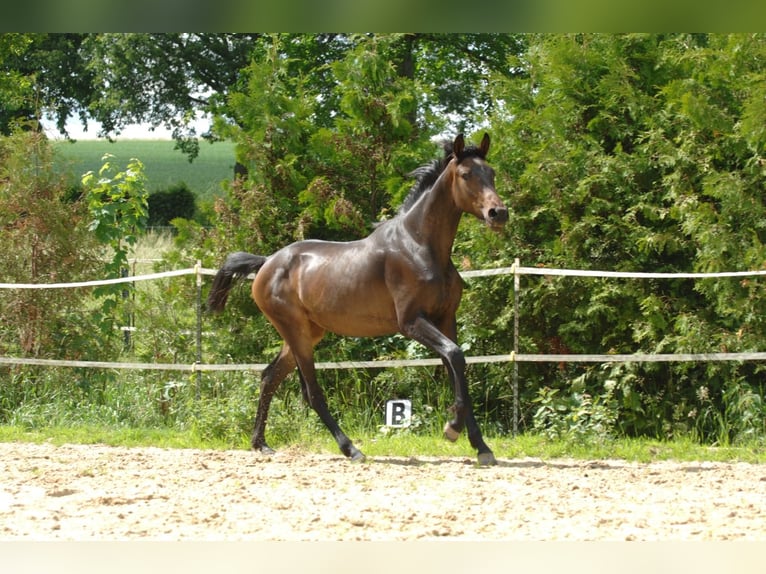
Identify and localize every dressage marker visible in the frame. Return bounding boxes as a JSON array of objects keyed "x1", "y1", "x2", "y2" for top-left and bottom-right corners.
[{"x1": 385, "y1": 399, "x2": 412, "y2": 428}]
